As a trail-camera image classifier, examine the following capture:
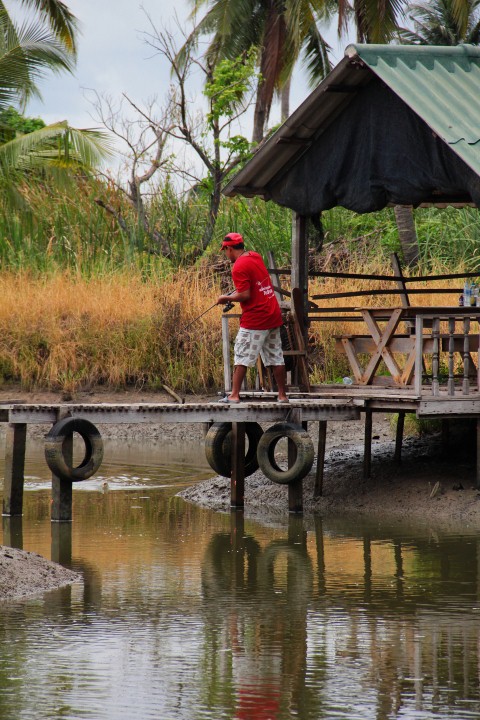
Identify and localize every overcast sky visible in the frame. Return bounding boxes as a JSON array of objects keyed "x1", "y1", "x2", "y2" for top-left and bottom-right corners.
[{"x1": 25, "y1": 0, "x2": 352, "y2": 127}]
